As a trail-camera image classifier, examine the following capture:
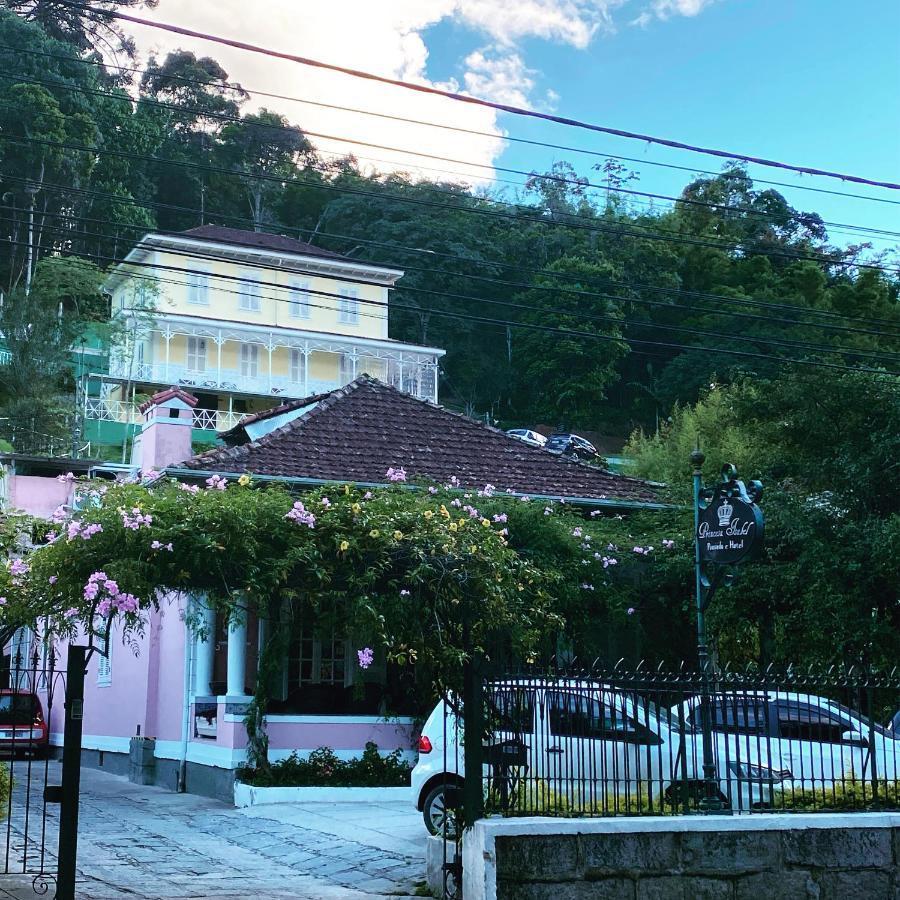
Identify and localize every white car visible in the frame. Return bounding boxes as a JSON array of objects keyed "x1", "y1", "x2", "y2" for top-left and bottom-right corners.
[
  {"x1": 673, "y1": 691, "x2": 900, "y2": 811},
  {"x1": 506, "y1": 429, "x2": 547, "y2": 448},
  {"x1": 412, "y1": 680, "x2": 731, "y2": 835}
]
